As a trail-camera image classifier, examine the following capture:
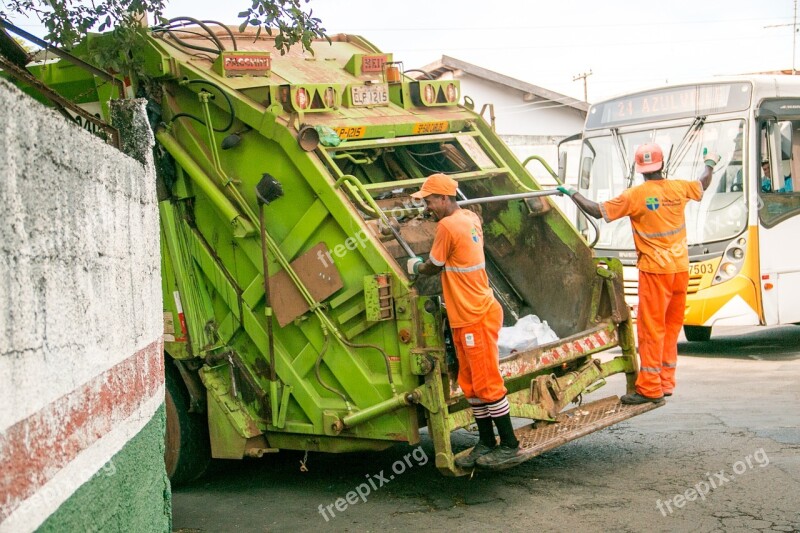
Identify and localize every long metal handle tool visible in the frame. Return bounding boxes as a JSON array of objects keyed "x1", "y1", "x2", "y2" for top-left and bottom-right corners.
[
  {"x1": 456, "y1": 189, "x2": 560, "y2": 207},
  {"x1": 386, "y1": 222, "x2": 417, "y2": 258},
  {"x1": 391, "y1": 190, "x2": 562, "y2": 257}
]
